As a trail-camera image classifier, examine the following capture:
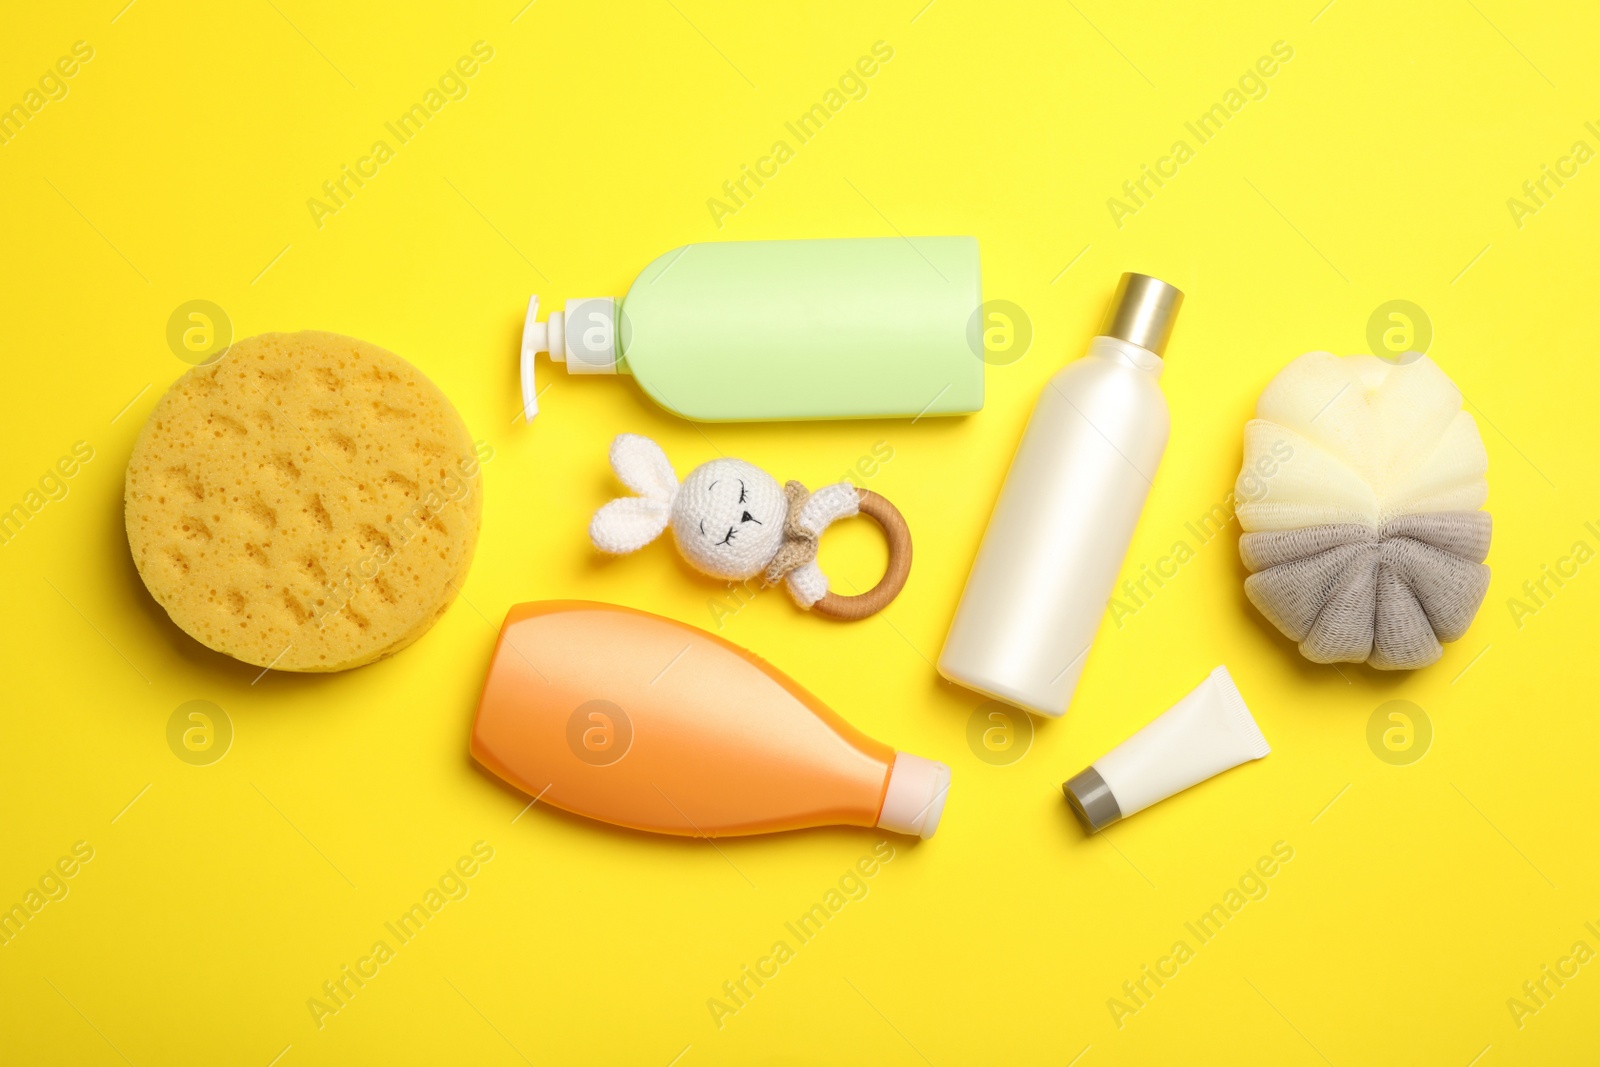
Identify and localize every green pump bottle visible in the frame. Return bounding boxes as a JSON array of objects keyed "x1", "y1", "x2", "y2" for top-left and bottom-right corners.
[{"x1": 519, "y1": 236, "x2": 984, "y2": 422}]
